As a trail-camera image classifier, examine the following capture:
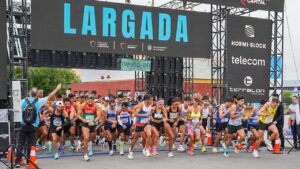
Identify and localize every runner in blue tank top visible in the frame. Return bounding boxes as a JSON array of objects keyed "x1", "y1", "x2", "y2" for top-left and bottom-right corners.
[
  {"x1": 213, "y1": 97, "x2": 232, "y2": 153},
  {"x1": 223, "y1": 95, "x2": 246, "y2": 157},
  {"x1": 102, "y1": 99, "x2": 118, "y2": 156}
]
